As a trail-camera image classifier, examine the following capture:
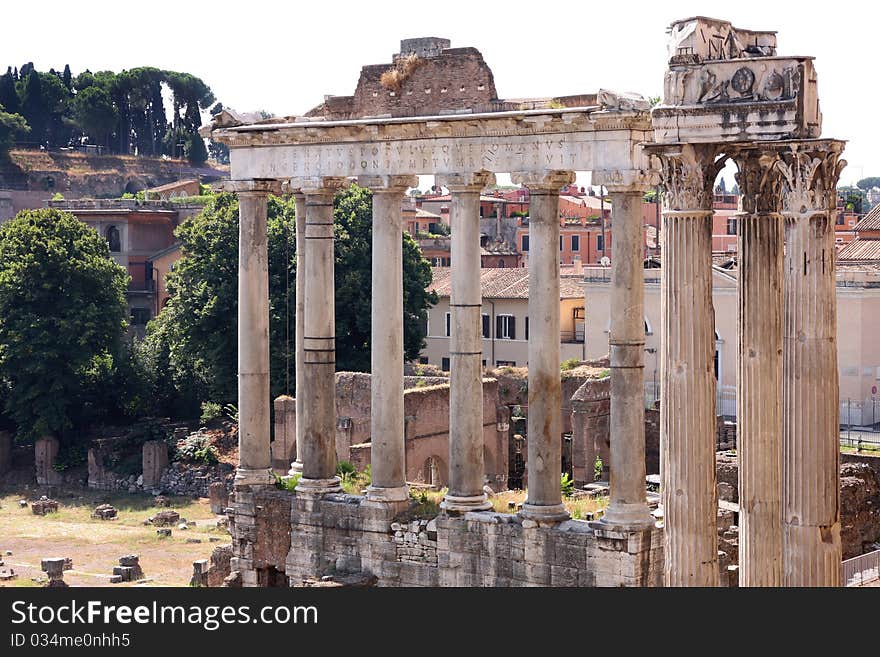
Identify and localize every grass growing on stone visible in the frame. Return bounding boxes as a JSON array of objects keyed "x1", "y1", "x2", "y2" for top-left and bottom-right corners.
[{"x1": 490, "y1": 489, "x2": 608, "y2": 519}]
